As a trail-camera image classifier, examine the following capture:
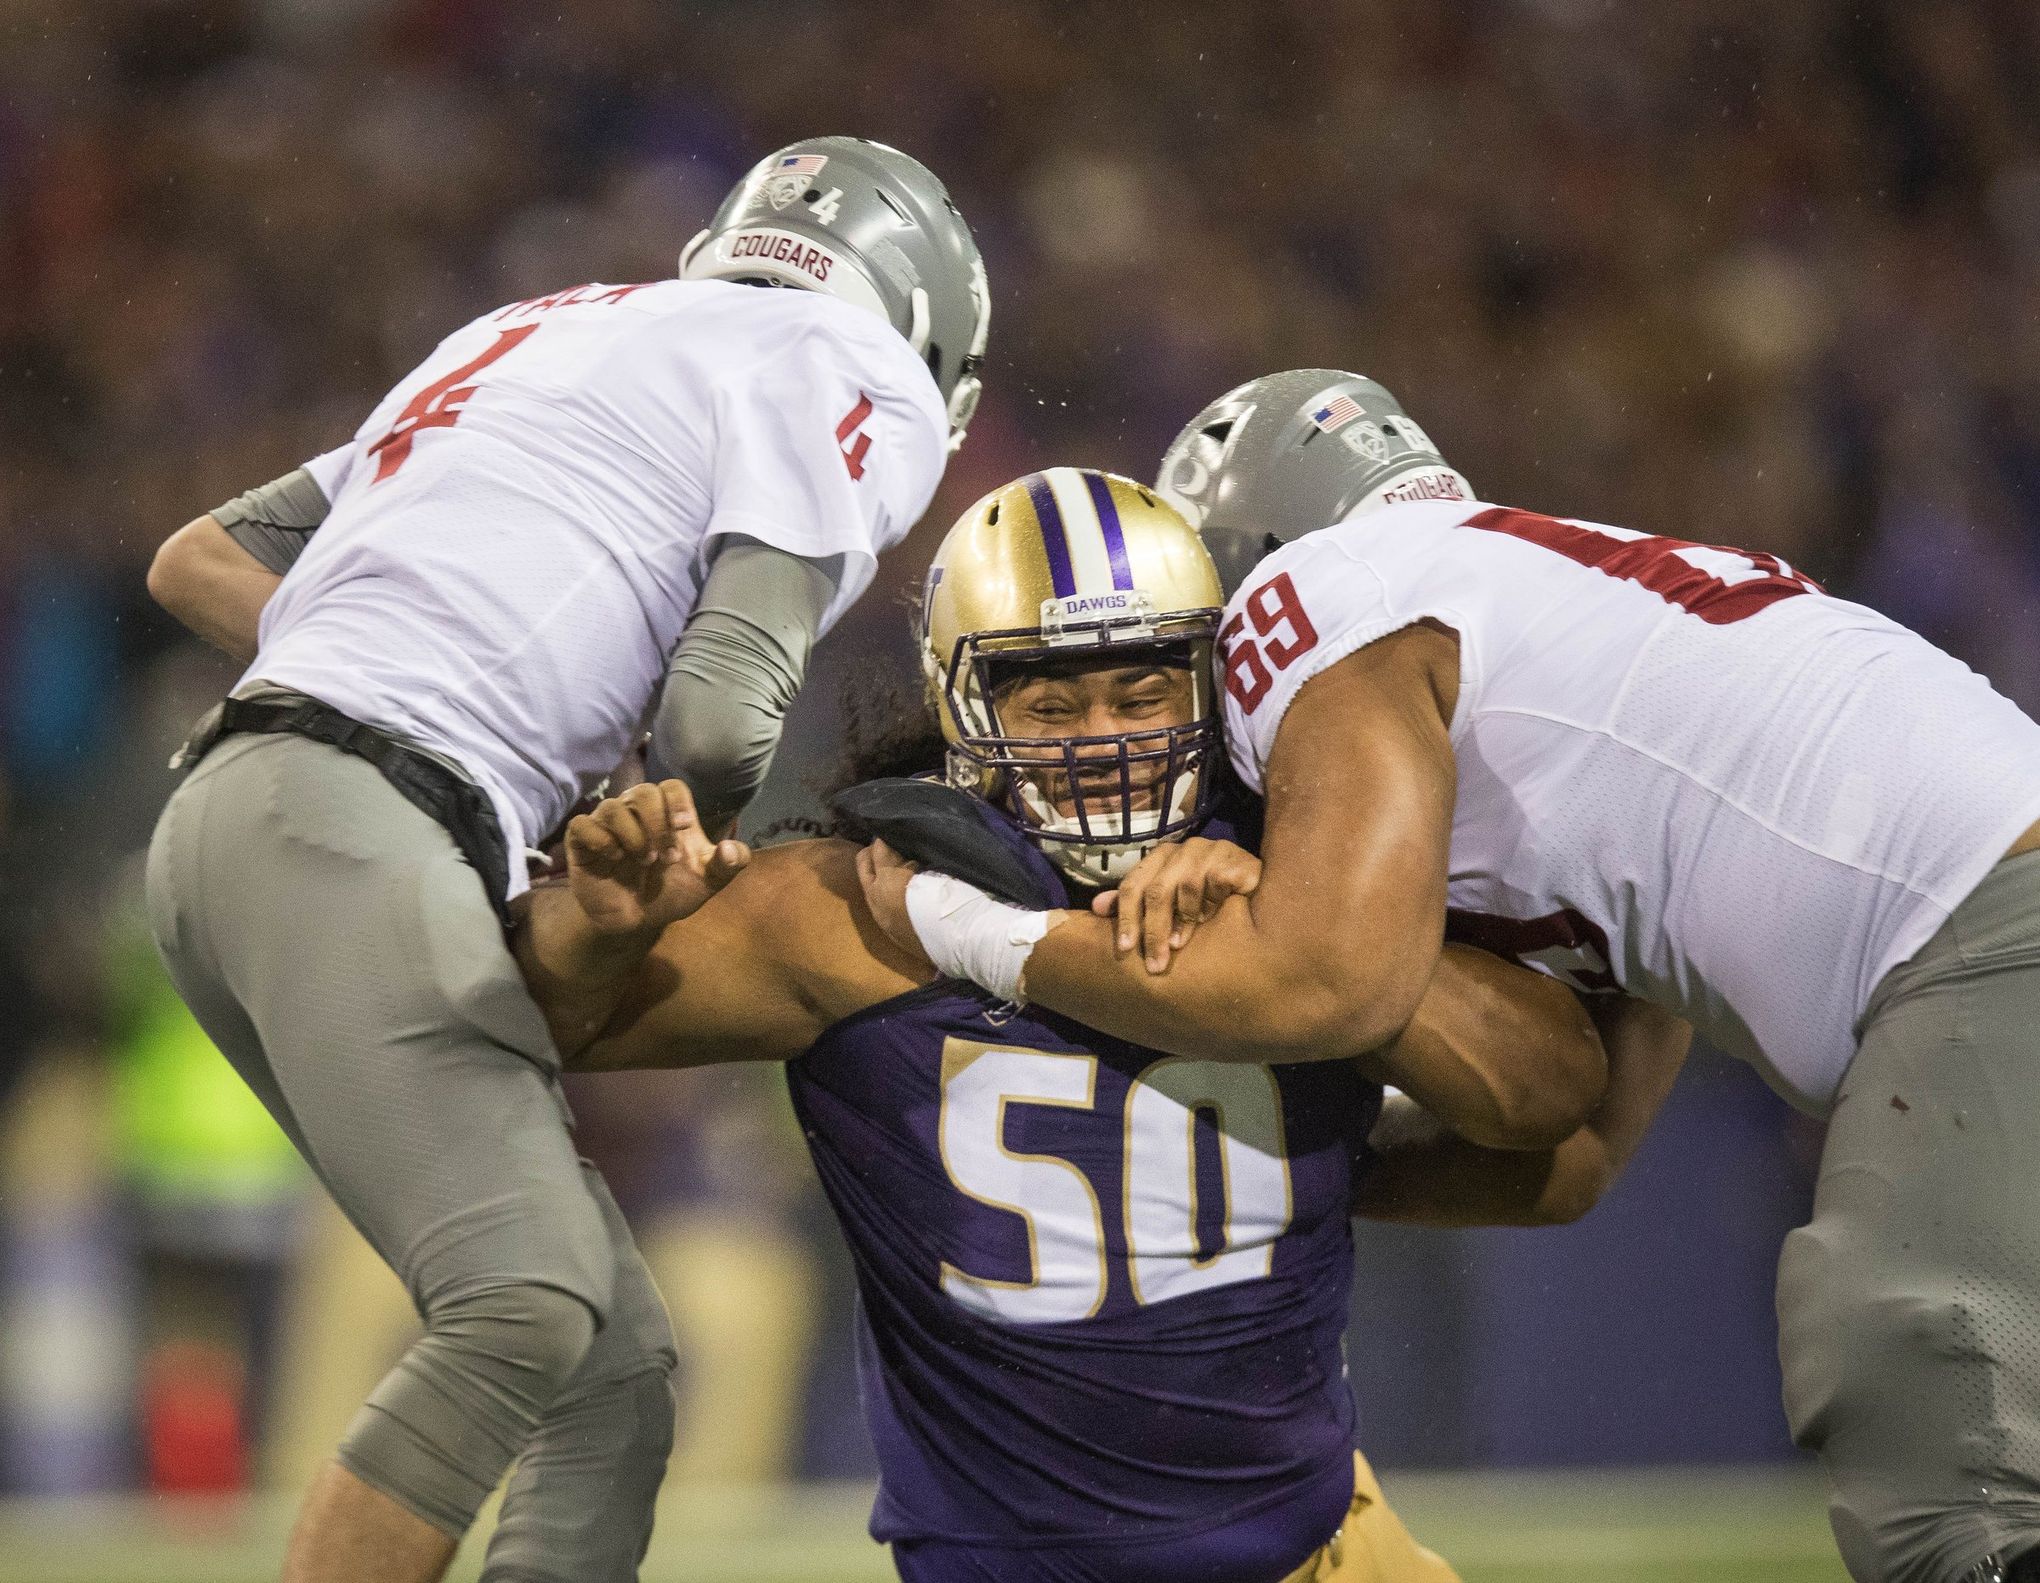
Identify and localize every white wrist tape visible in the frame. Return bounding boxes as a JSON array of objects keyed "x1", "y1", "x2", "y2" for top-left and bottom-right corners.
[{"x1": 904, "y1": 871, "x2": 1054, "y2": 1004}]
